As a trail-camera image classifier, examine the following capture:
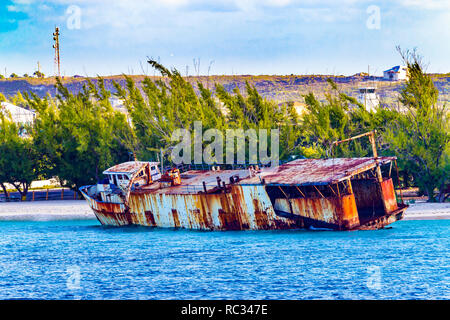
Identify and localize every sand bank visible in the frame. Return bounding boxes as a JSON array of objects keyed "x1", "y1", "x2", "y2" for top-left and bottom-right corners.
[
  {"x1": 402, "y1": 202, "x2": 450, "y2": 220},
  {"x1": 0, "y1": 200, "x2": 96, "y2": 221}
]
